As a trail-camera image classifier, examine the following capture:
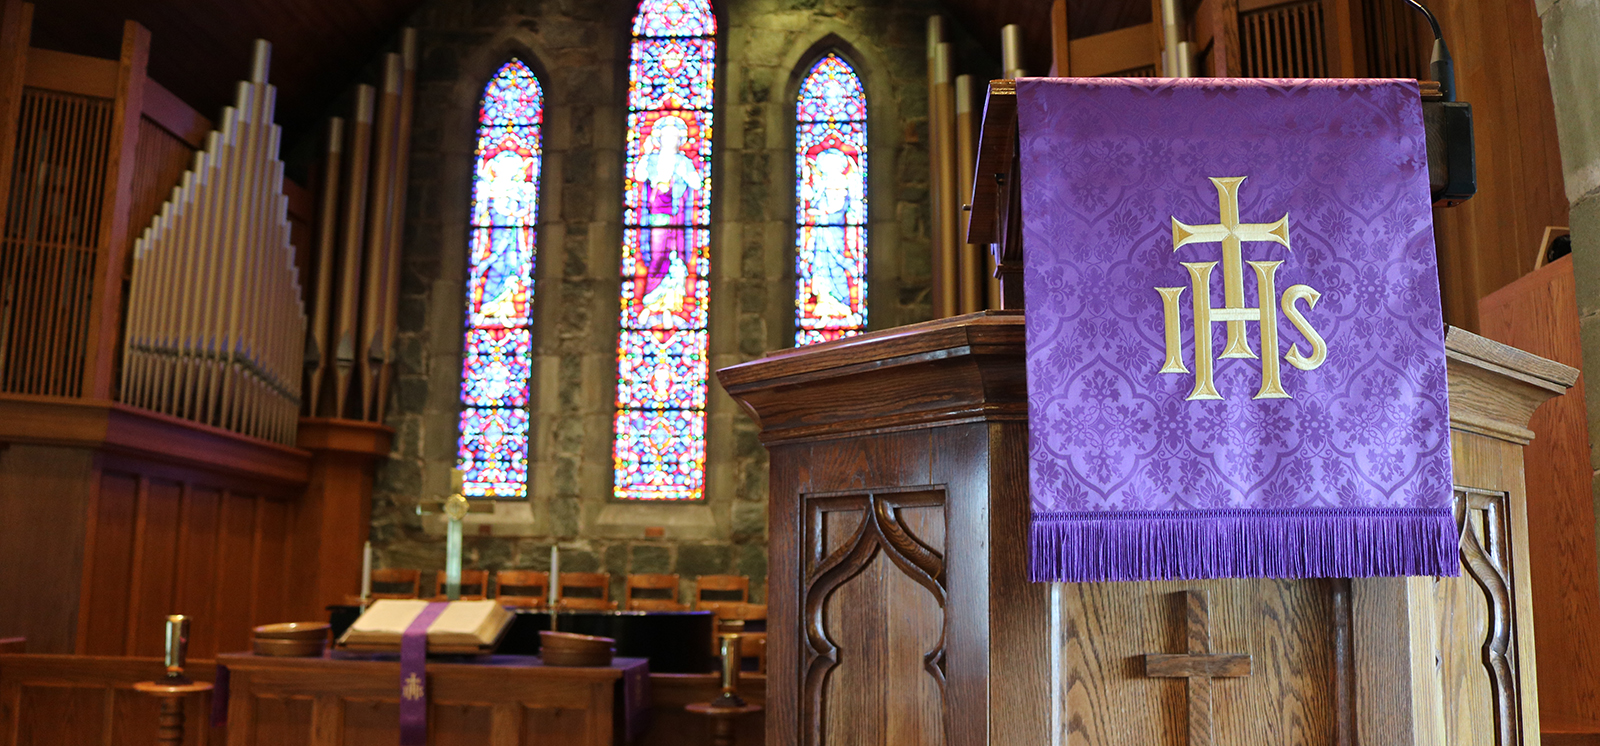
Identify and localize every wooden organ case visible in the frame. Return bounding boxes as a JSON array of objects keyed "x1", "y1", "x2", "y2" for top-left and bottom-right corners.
[{"x1": 716, "y1": 89, "x2": 1577, "y2": 746}]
